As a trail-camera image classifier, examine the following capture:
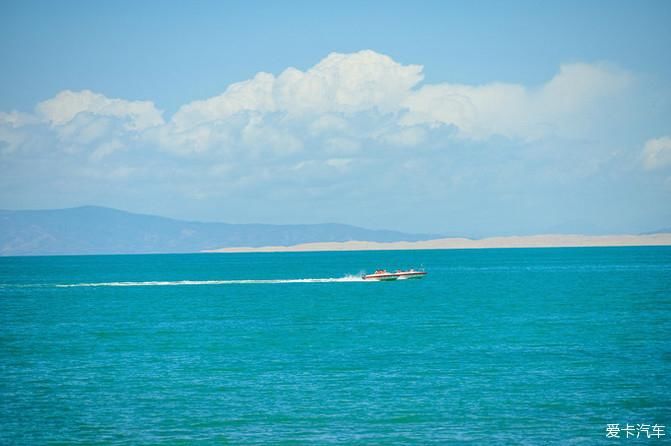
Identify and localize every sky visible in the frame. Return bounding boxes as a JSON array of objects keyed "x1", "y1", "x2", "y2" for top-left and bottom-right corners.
[{"x1": 1, "y1": 0, "x2": 670, "y2": 236}]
